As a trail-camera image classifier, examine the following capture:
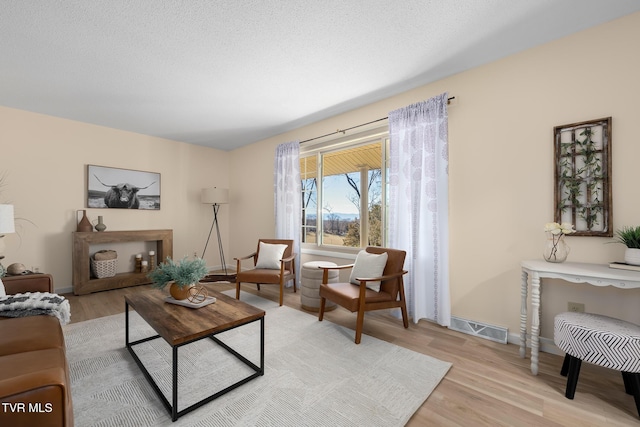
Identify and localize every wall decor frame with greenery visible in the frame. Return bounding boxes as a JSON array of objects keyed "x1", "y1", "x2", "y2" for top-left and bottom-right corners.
[{"x1": 554, "y1": 117, "x2": 612, "y2": 236}]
